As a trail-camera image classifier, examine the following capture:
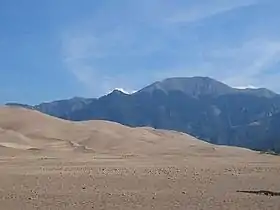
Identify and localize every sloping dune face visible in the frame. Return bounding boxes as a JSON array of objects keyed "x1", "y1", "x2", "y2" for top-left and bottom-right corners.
[
  {"x1": 0, "y1": 106, "x2": 255, "y2": 157},
  {"x1": 0, "y1": 106, "x2": 91, "y2": 152}
]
